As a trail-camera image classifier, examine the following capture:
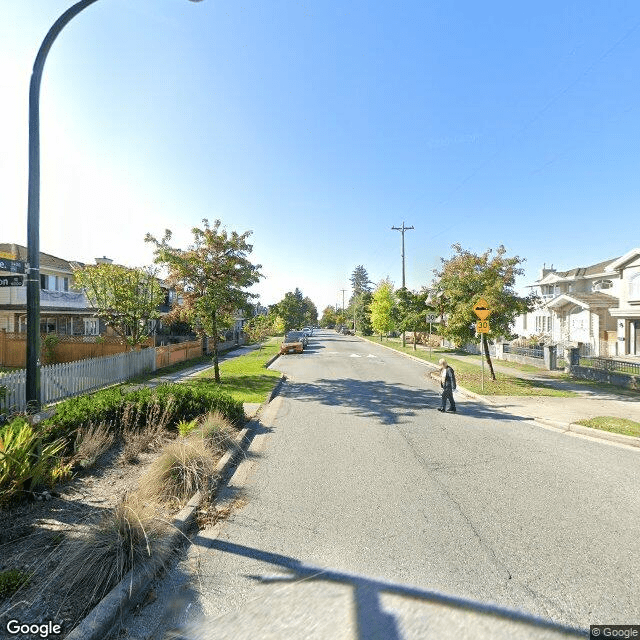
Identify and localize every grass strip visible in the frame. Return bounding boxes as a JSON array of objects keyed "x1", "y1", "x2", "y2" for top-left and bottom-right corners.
[
  {"x1": 196, "y1": 338, "x2": 282, "y2": 403},
  {"x1": 574, "y1": 416, "x2": 640, "y2": 438},
  {"x1": 362, "y1": 336, "x2": 576, "y2": 397}
]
